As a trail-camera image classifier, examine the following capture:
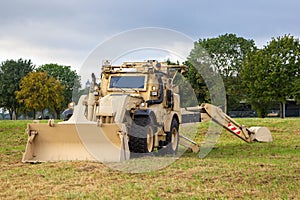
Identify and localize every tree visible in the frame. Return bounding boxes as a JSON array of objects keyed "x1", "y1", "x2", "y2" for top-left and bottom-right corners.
[
  {"x1": 241, "y1": 49, "x2": 272, "y2": 117},
  {"x1": 0, "y1": 59, "x2": 35, "y2": 119},
  {"x1": 37, "y1": 64, "x2": 81, "y2": 118},
  {"x1": 266, "y1": 35, "x2": 300, "y2": 117},
  {"x1": 241, "y1": 34, "x2": 300, "y2": 118},
  {"x1": 16, "y1": 72, "x2": 65, "y2": 119},
  {"x1": 188, "y1": 34, "x2": 256, "y2": 112},
  {"x1": 183, "y1": 60, "x2": 209, "y2": 104}
]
